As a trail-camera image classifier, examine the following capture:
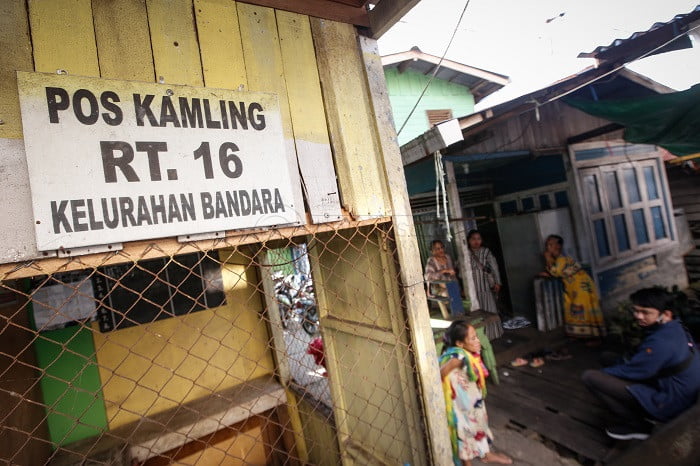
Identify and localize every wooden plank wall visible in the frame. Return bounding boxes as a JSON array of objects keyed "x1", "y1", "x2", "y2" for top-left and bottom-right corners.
[
  {"x1": 311, "y1": 18, "x2": 392, "y2": 219},
  {"x1": 0, "y1": 0, "x2": 404, "y2": 463},
  {"x1": 667, "y1": 164, "x2": 700, "y2": 283},
  {"x1": 457, "y1": 101, "x2": 614, "y2": 155},
  {"x1": 359, "y1": 36, "x2": 452, "y2": 463},
  {"x1": 0, "y1": 1, "x2": 33, "y2": 140},
  {"x1": 309, "y1": 227, "x2": 428, "y2": 465},
  {"x1": 0, "y1": 0, "x2": 393, "y2": 268},
  {"x1": 278, "y1": 11, "x2": 342, "y2": 222},
  {"x1": 93, "y1": 0, "x2": 155, "y2": 82}
]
